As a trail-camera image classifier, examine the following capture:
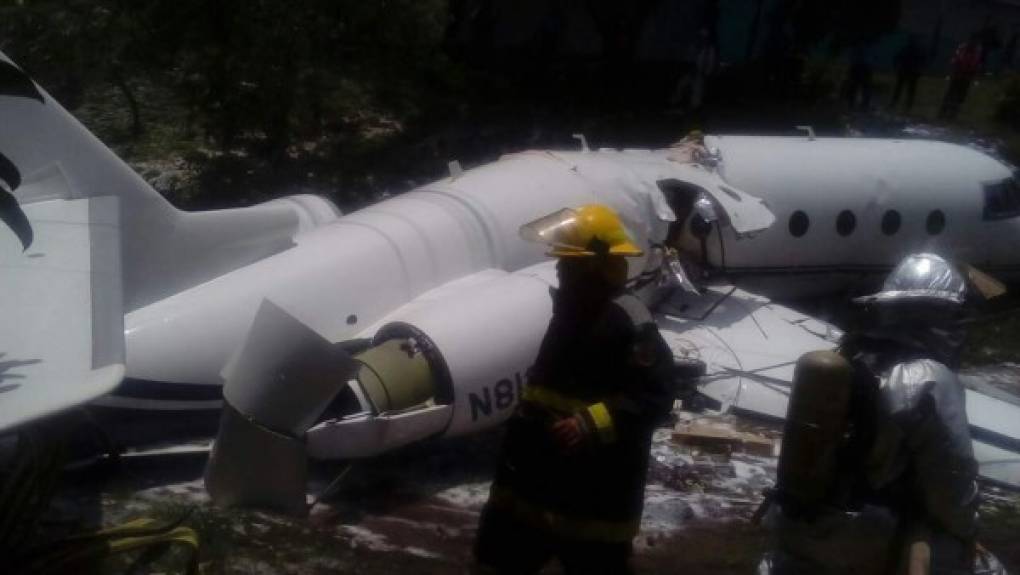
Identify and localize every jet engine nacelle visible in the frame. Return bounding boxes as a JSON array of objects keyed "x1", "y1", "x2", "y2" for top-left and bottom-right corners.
[
  {"x1": 259, "y1": 194, "x2": 341, "y2": 233},
  {"x1": 306, "y1": 264, "x2": 556, "y2": 460}
]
